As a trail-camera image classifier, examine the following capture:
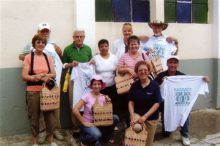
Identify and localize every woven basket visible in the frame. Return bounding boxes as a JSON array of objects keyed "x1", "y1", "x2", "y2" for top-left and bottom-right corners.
[
  {"x1": 124, "y1": 124, "x2": 148, "y2": 146},
  {"x1": 40, "y1": 81, "x2": 60, "y2": 111},
  {"x1": 115, "y1": 72, "x2": 134, "y2": 94},
  {"x1": 93, "y1": 102, "x2": 113, "y2": 126},
  {"x1": 151, "y1": 57, "x2": 163, "y2": 75}
]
